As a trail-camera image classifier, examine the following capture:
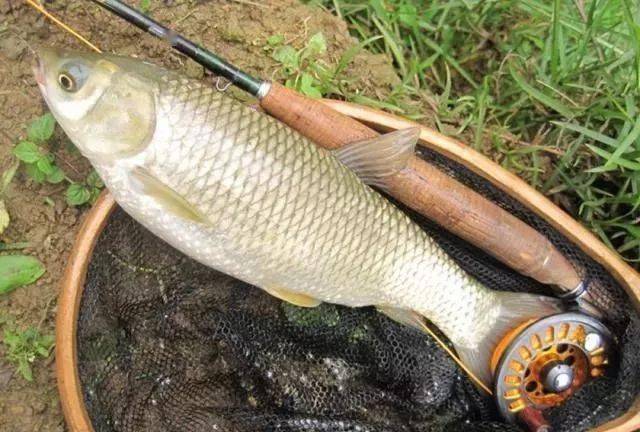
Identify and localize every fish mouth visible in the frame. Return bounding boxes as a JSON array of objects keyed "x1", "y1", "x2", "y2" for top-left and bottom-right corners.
[{"x1": 33, "y1": 55, "x2": 46, "y2": 90}]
